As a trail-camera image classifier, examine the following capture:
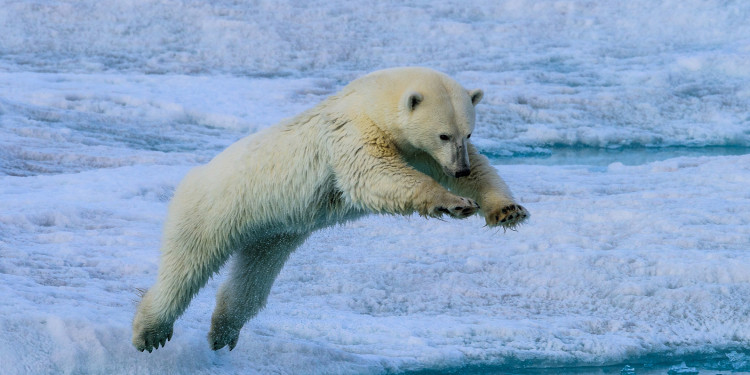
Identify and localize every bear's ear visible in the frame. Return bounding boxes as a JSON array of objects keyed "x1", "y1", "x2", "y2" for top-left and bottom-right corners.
[
  {"x1": 468, "y1": 89, "x2": 483, "y2": 106},
  {"x1": 404, "y1": 91, "x2": 423, "y2": 111}
]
